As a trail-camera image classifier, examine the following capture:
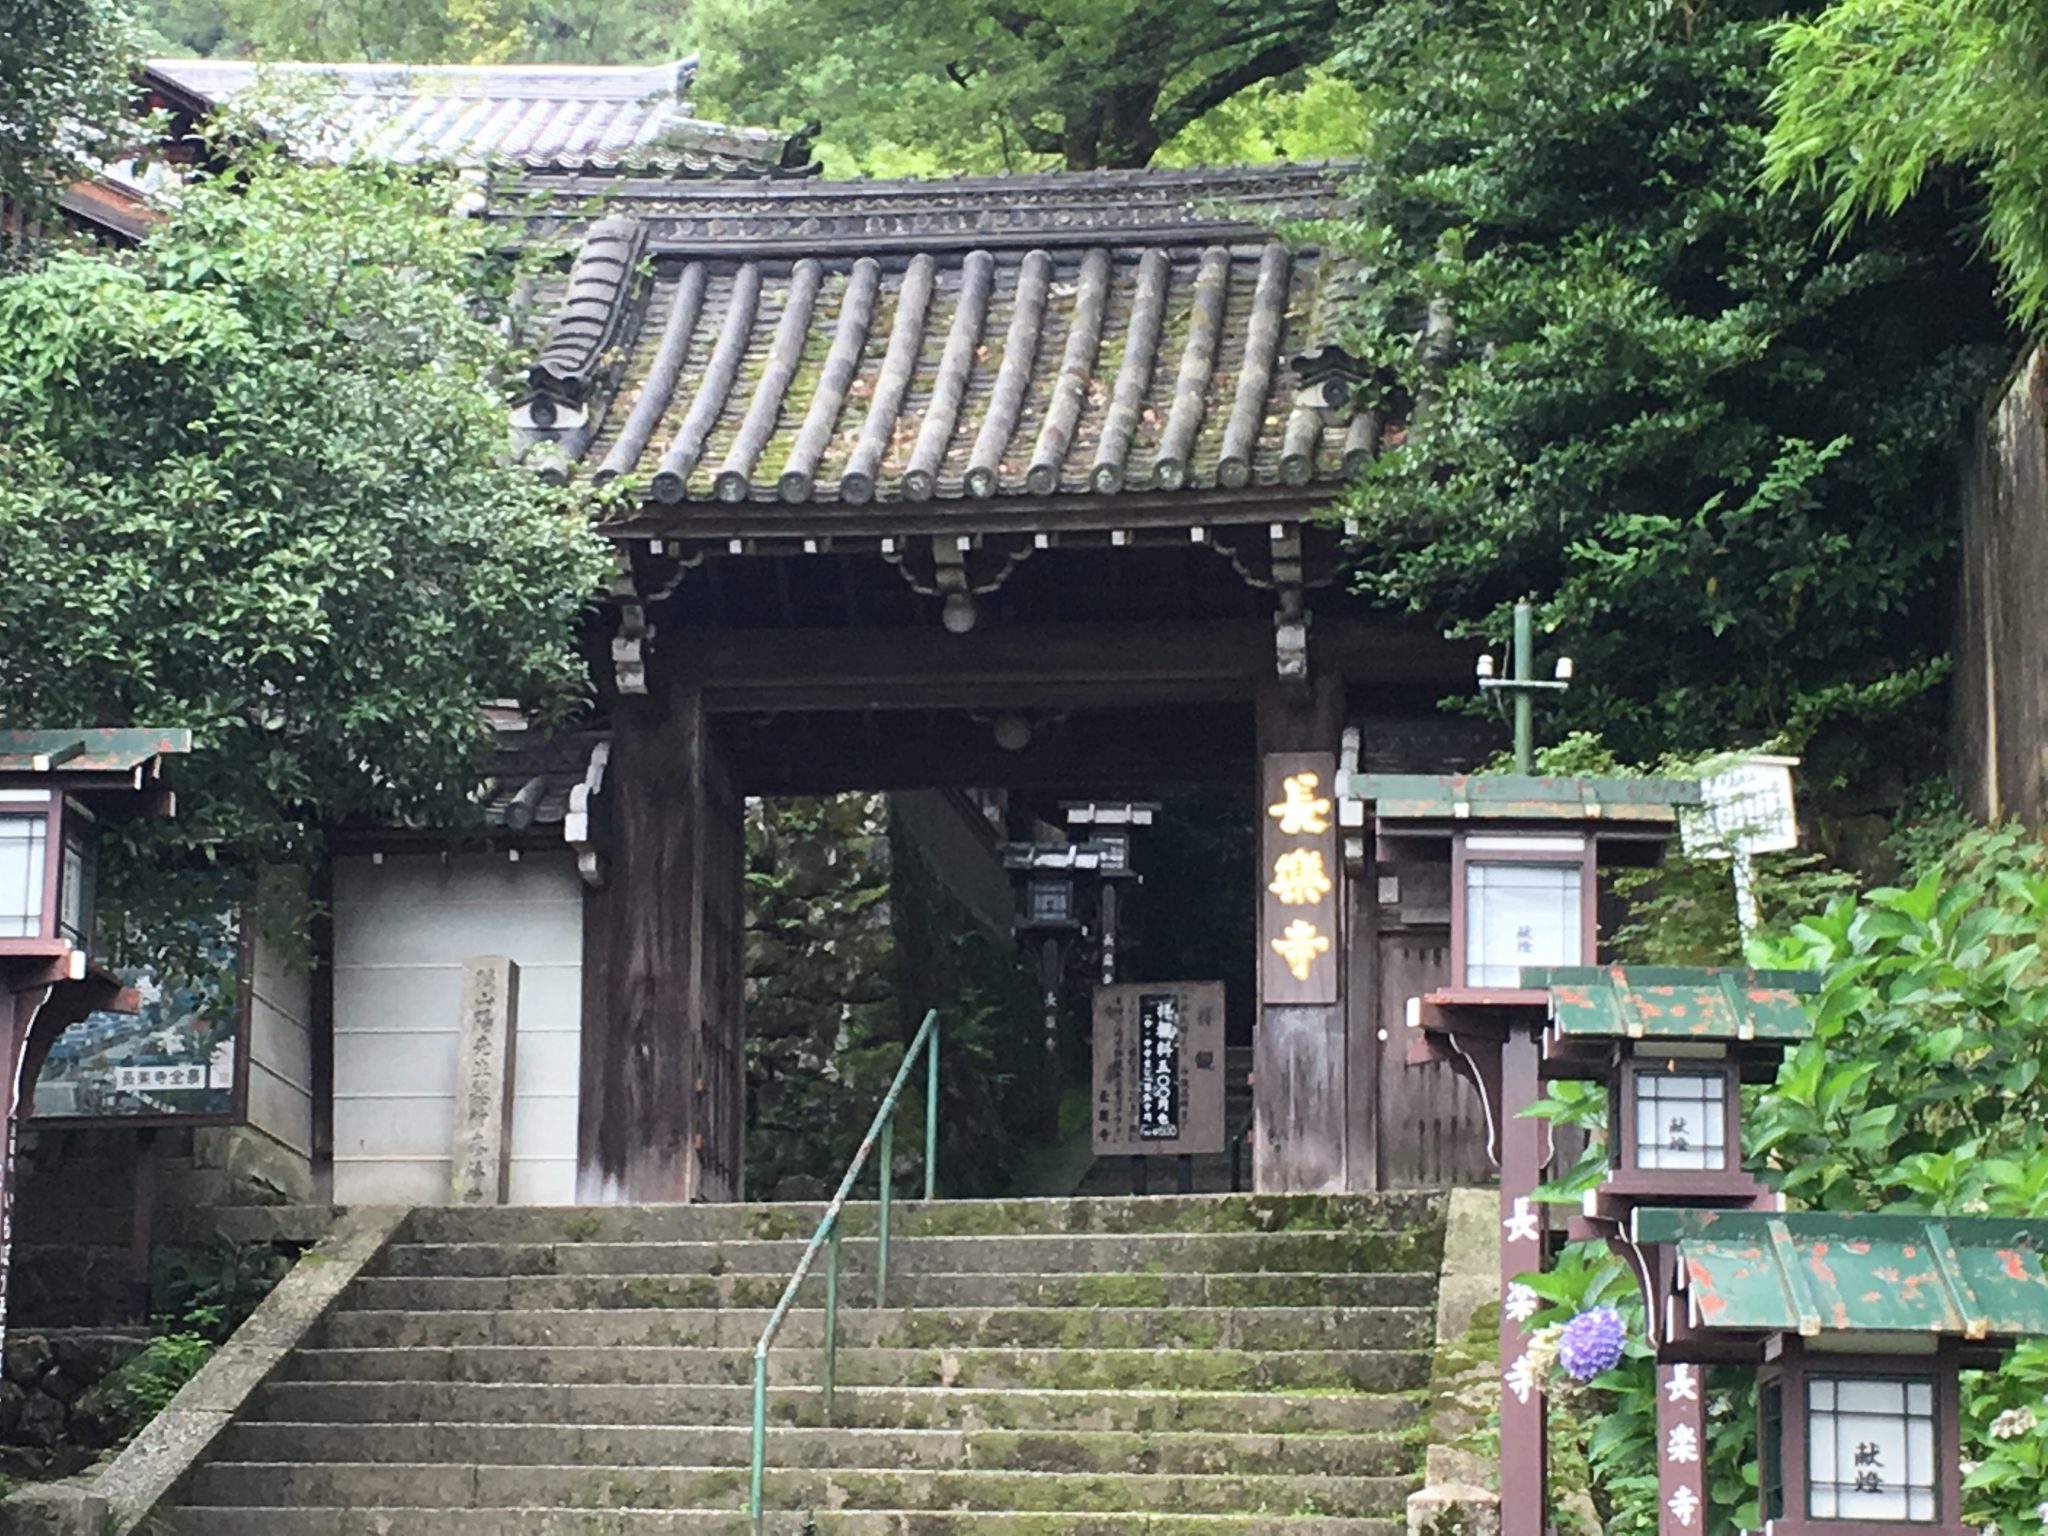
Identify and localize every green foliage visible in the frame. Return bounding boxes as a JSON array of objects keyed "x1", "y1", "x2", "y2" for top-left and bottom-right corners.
[
  {"x1": 1747, "y1": 826, "x2": 2048, "y2": 1213},
  {"x1": 743, "y1": 794, "x2": 901, "y2": 1199},
  {"x1": 1328, "y1": 0, "x2": 2011, "y2": 779},
  {"x1": 0, "y1": 0, "x2": 140, "y2": 243},
  {"x1": 152, "y1": 1234, "x2": 297, "y2": 1340},
  {"x1": 886, "y1": 810, "x2": 1048, "y2": 1197},
  {"x1": 694, "y1": 0, "x2": 1342, "y2": 170},
  {"x1": 1764, "y1": 0, "x2": 2048, "y2": 329},
  {"x1": 0, "y1": 146, "x2": 607, "y2": 957},
  {"x1": 742, "y1": 795, "x2": 1047, "y2": 1200},
  {"x1": 1154, "y1": 66, "x2": 1371, "y2": 167},
  {"x1": 109, "y1": 1332, "x2": 214, "y2": 1419},
  {"x1": 135, "y1": 0, "x2": 695, "y2": 62}
]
